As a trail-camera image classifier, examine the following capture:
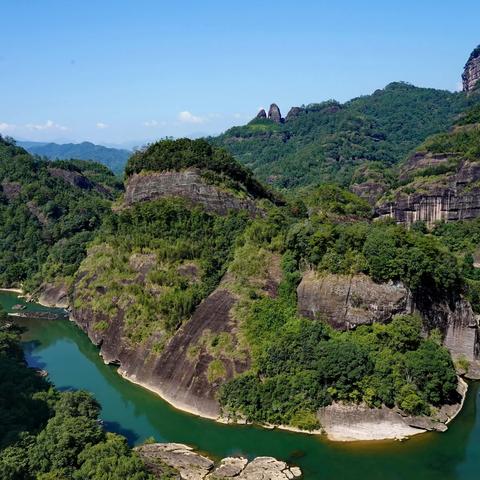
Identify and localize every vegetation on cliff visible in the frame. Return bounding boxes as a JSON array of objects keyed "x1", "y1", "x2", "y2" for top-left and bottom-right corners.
[
  {"x1": 0, "y1": 309, "x2": 156, "y2": 480},
  {"x1": 0, "y1": 136, "x2": 122, "y2": 291},
  {"x1": 74, "y1": 198, "x2": 248, "y2": 345},
  {"x1": 217, "y1": 199, "x2": 460, "y2": 429},
  {"x1": 125, "y1": 138, "x2": 277, "y2": 202}
]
